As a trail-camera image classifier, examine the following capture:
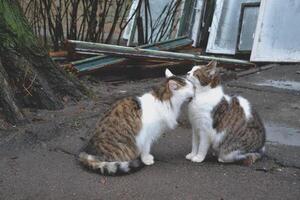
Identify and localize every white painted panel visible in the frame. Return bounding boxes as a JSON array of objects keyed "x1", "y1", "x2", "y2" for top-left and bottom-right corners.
[
  {"x1": 251, "y1": 0, "x2": 300, "y2": 62},
  {"x1": 190, "y1": 0, "x2": 205, "y2": 47},
  {"x1": 176, "y1": 0, "x2": 206, "y2": 47},
  {"x1": 124, "y1": 0, "x2": 174, "y2": 45},
  {"x1": 143, "y1": 0, "x2": 173, "y2": 42},
  {"x1": 238, "y1": 6, "x2": 260, "y2": 52},
  {"x1": 206, "y1": 0, "x2": 260, "y2": 55},
  {"x1": 123, "y1": 0, "x2": 139, "y2": 40}
]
